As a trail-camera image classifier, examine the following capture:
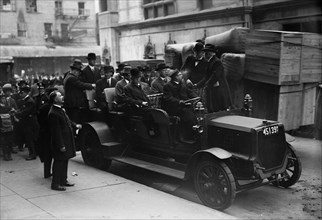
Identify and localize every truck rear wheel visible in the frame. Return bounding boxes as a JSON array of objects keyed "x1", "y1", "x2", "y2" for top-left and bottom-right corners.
[
  {"x1": 79, "y1": 125, "x2": 111, "y2": 171},
  {"x1": 193, "y1": 160, "x2": 236, "y2": 210}
]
